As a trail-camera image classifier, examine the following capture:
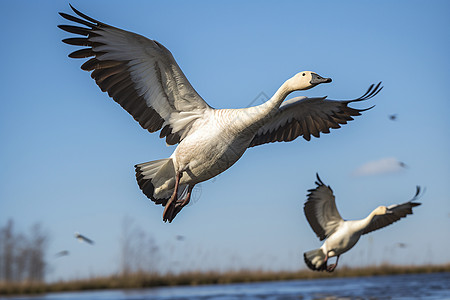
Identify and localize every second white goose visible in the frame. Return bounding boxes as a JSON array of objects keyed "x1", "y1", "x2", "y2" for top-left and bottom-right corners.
[{"x1": 303, "y1": 174, "x2": 422, "y2": 272}]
